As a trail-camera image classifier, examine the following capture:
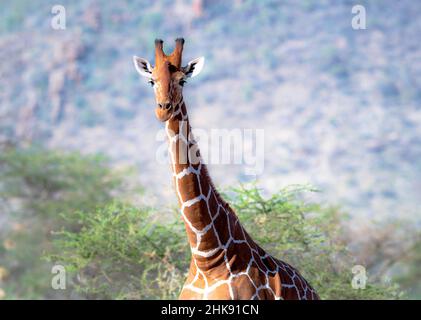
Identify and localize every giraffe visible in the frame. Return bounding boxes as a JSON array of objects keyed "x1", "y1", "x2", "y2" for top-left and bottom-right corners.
[{"x1": 133, "y1": 38, "x2": 320, "y2": 300}]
